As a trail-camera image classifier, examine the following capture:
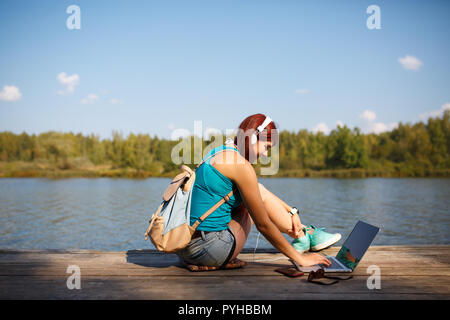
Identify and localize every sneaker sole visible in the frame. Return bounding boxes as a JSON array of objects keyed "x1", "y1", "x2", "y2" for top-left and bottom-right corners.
[{"x1": 310, "y1": 233, "x2": 342, "y2": 251}]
